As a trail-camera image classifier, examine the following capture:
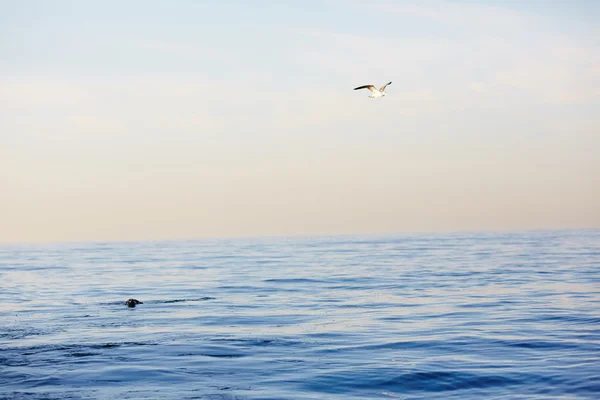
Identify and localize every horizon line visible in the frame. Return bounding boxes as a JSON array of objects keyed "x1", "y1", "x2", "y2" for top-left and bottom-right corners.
[{"x1": 1, "y1": 227, "x2": 598, "y2": 247}]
